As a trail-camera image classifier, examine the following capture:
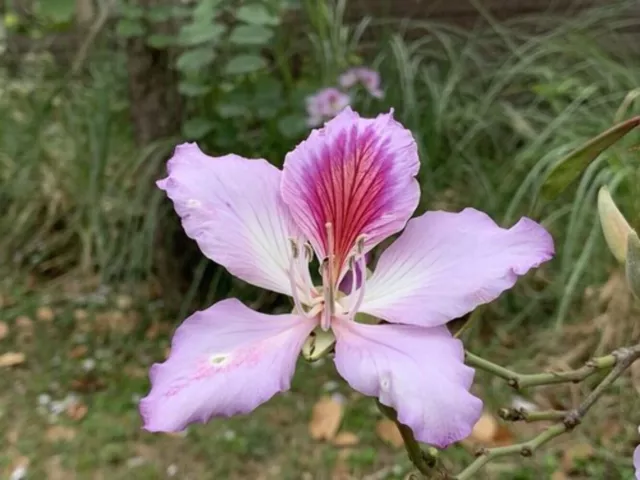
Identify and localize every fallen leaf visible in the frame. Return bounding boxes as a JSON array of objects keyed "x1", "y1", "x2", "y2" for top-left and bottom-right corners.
[
  {"x1": 68, "y1": 345, "x2": 88, "y2": 359},
  {"x1": 0, "y1": 321, "x2": 8, "y2": 340},
  {"x1": 15, "y1": 315, "x2": 33, "y2": 335},
  {"x1": 332, "y1": 431, "x2": 360, "y2": 447},
  {"x1": 550, "y1": 471, "x2": 568, "y2": 480},
  {"x1": 375, "y1": 418, "x2": 404, "y2": 448},
  {"x1": 469, "y1": 412, "x2": 498, "y2": 445},
  {"x1": 492, "y1": 424, "x2": 514, "y2": 447},
  {"x1": 308, "y1": 395, "x2": 344, "y2": 441},
  {"x1": 96, "y1": 310, "x2": 136, "y2": 334},
  {"x1": 115, "y1": 294, "x2": 133, "y2": 310},
  {"x1": 7, "y1": 428, "x2": 19, "y2": 444},
  {"x1": 0, "y1": 352, "x2": 26, "y2": 368},
  {"x1": 46, "y1": 426, "x2": 76, "y2": 443},
  {"x1": 66, "y1": 402, "x2": 88, "y2": 421},
  {"x1": 44, "y1": 455, "x2": 74, "y2": 480},
  {"x1": 36, "y1": 306, "x2": 55, "y2": 322},
  {"x1": 70, "y1": 374, "x2": 106, "y2": 393},
  {"x1": 124, "y1": 364, "x2": 147, "y2": 378},
  {"x1": 562, "y1": 442, "x2": 594, "y2": 471}
]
